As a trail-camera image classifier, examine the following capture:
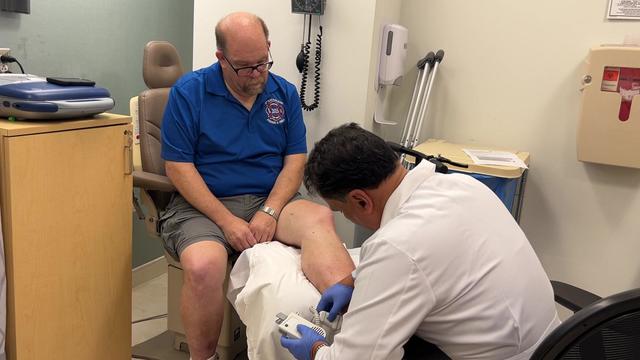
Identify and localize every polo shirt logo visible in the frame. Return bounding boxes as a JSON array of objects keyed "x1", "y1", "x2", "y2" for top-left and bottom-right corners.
[{"x1": 265, "y1": 98, "x2": 286, "y2": 124}]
